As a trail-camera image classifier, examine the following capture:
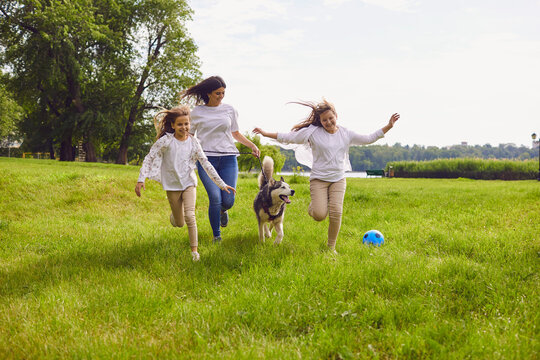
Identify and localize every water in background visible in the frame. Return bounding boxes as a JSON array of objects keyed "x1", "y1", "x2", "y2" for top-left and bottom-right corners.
[{"x1": 278, "y1": 171, "x2": 369, "y2": 178}]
